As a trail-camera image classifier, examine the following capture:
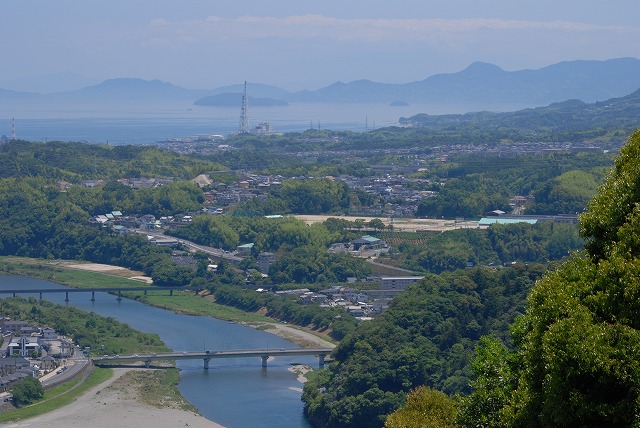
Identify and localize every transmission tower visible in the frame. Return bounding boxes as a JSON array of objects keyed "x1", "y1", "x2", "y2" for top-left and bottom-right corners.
[
  {"x1": 239, "y1": 81, "x2": 250, "y2": 133},
  {"x1": 11, "y1": 117, "x2": 16, "y2": 141}
]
